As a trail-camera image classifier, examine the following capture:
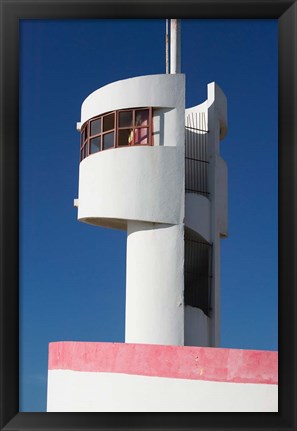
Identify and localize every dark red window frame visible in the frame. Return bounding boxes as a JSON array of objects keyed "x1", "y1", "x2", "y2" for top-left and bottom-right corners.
[{"x1": 80, "y1": 107, "x2": 153, "y2": 161}]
